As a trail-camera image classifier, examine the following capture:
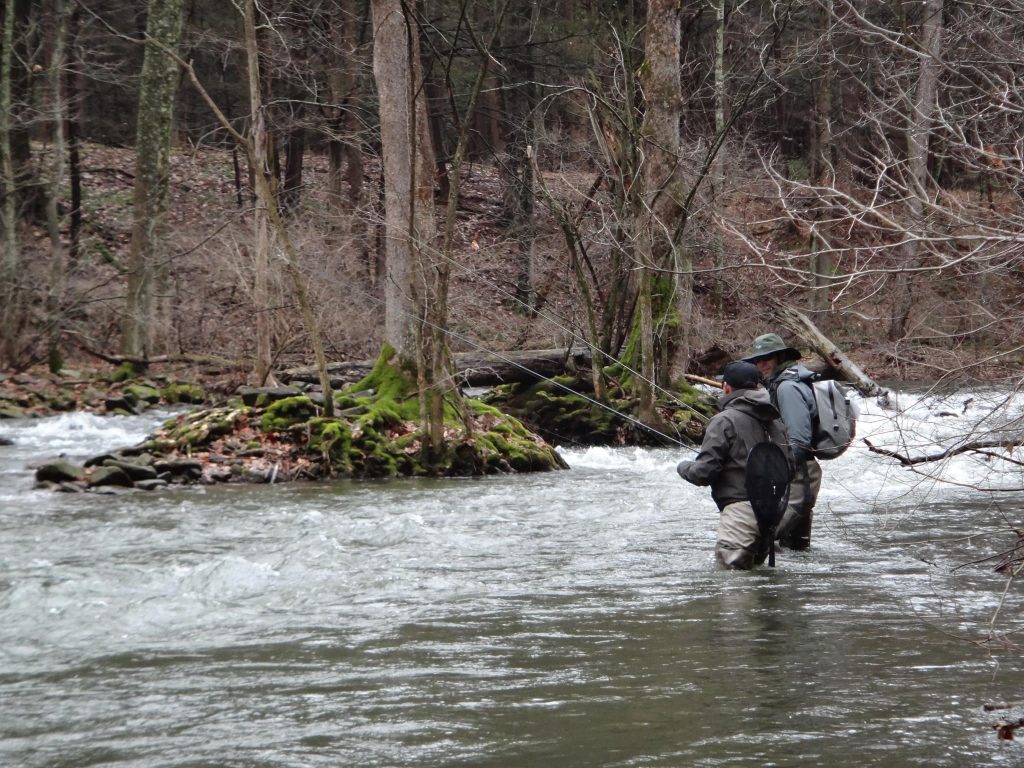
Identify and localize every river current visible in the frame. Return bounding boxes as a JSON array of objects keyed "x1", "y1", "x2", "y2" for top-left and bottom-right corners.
[{"x1": 1, "y1": 388, "x2": 1022, "y2": 767}]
